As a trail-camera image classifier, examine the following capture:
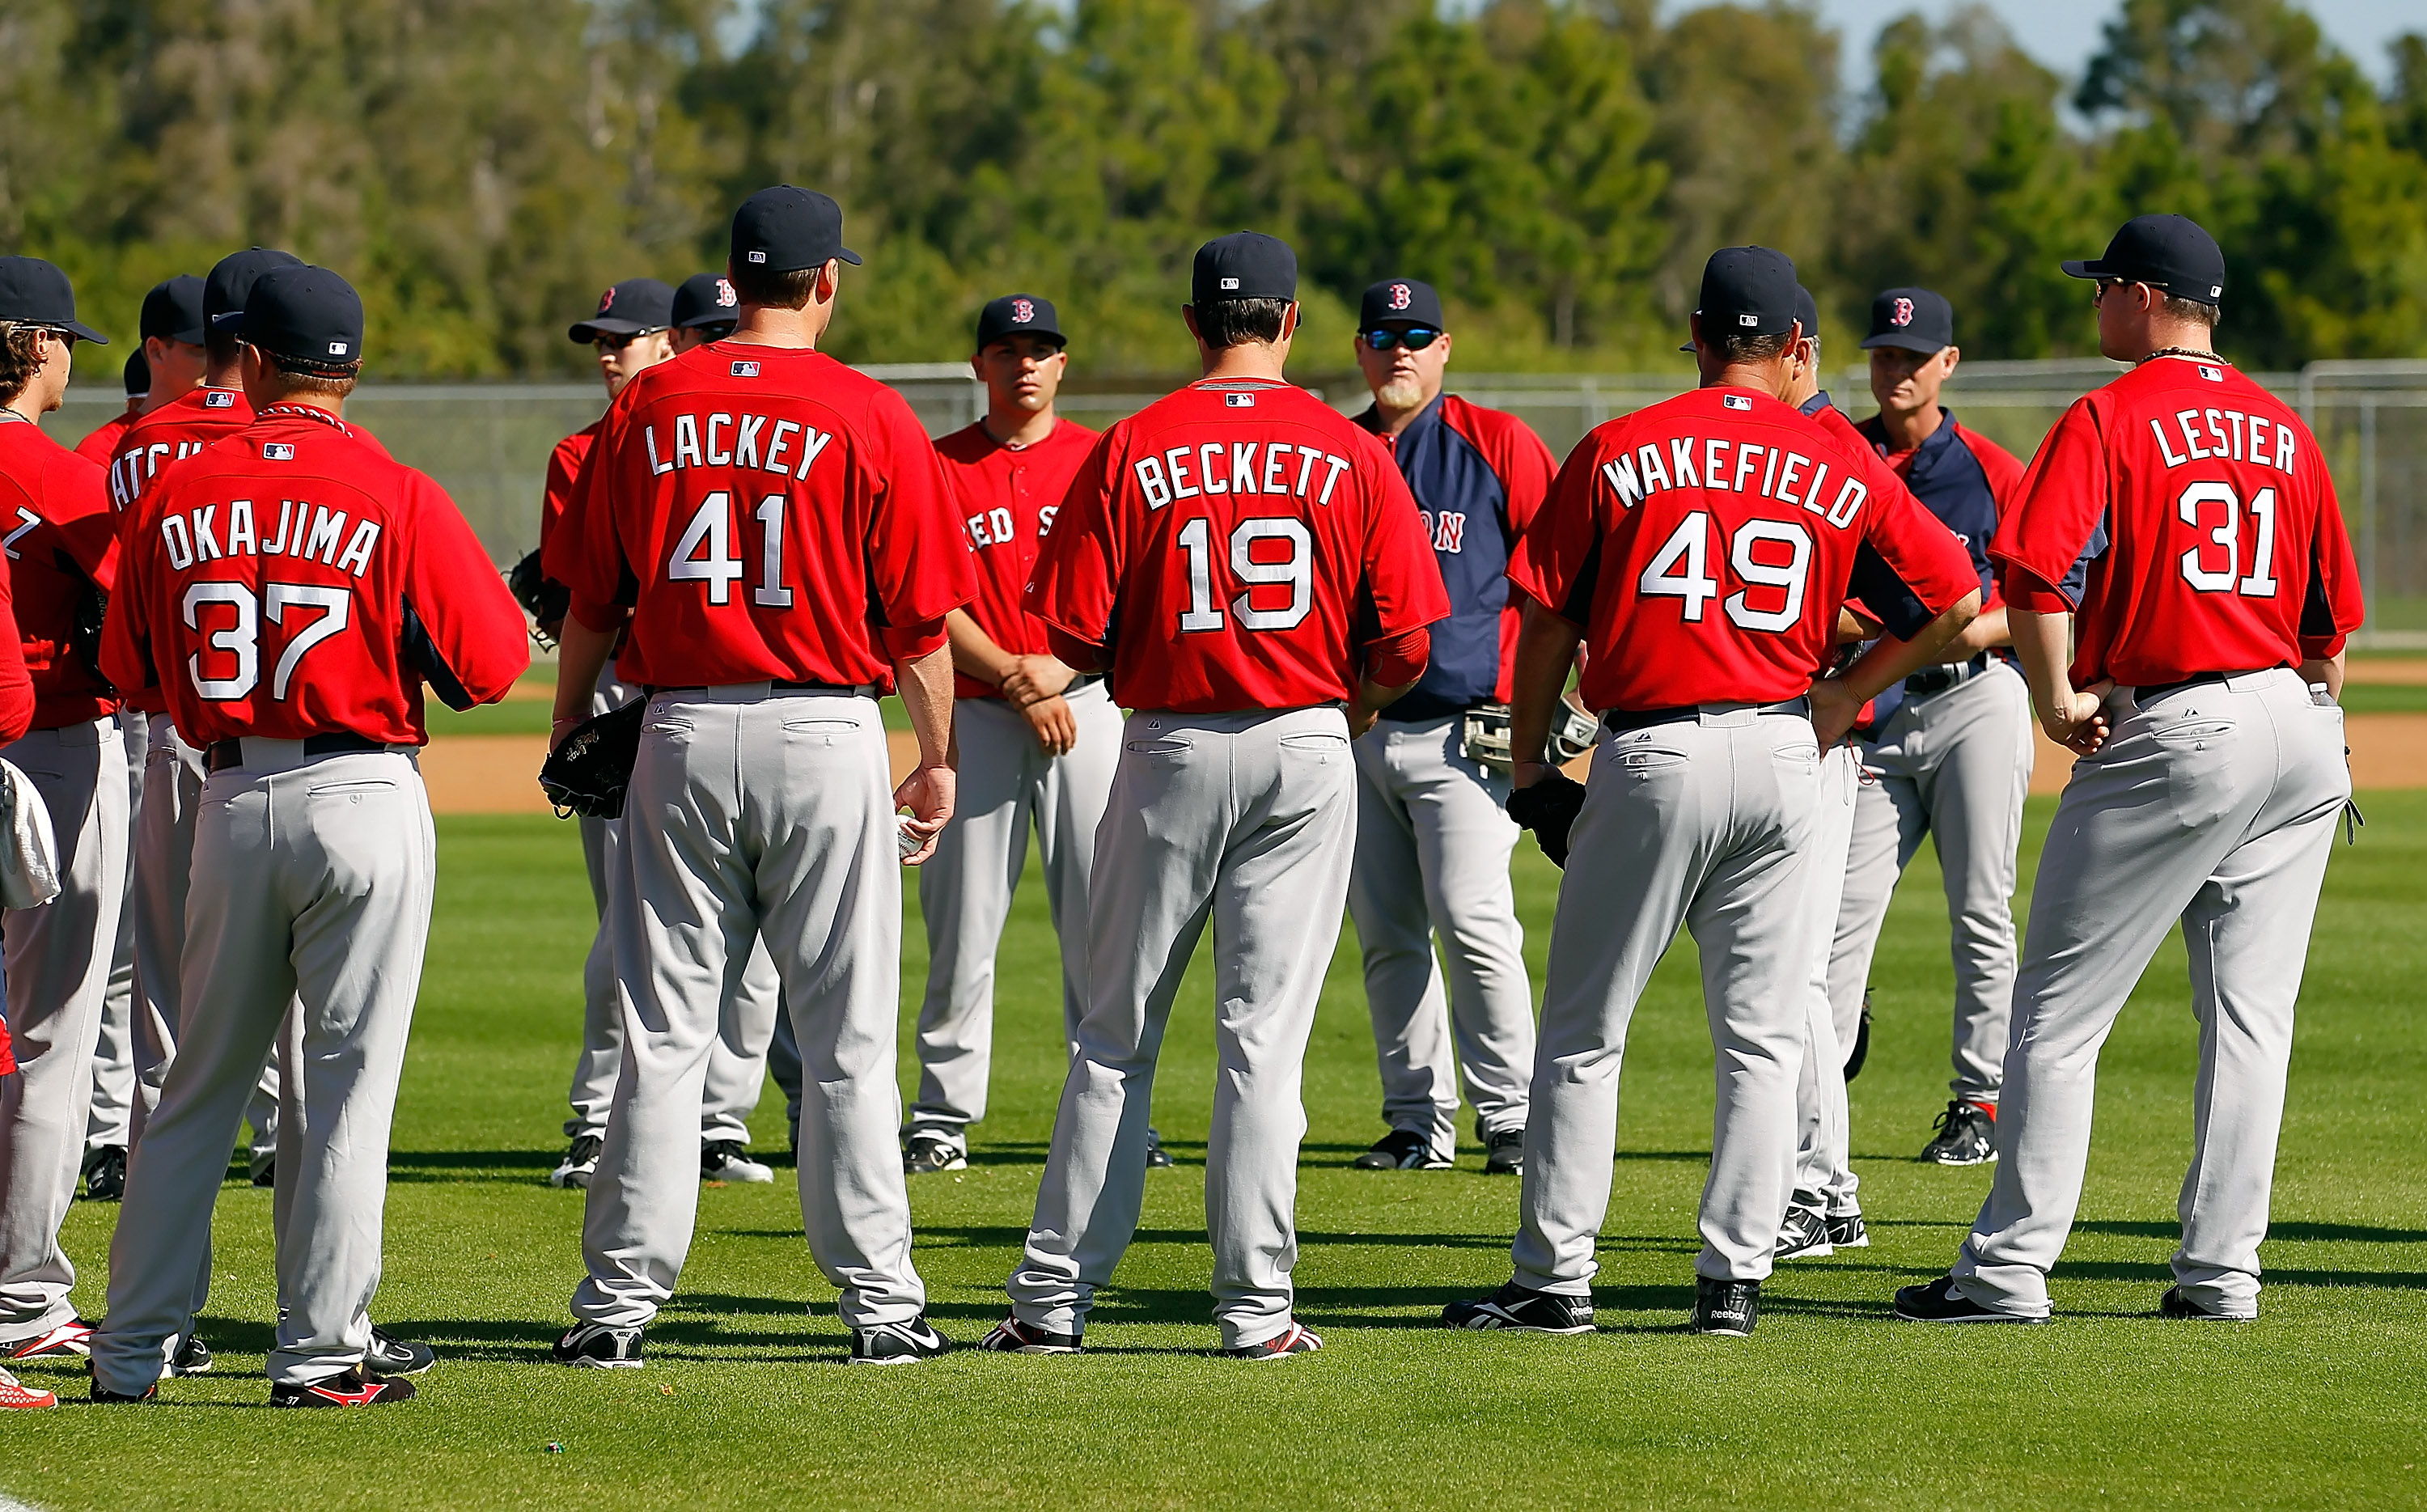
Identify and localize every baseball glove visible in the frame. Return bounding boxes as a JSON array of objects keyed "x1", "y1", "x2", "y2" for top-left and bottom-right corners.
[
  {"x1": 70, "y1": 582, "x2": 112, "y2": 691},
  {"x1": 1506, "y1": 773, "x2": 1587, "y2": 868},
  {"x1": 538, "y1": 700, "x2": 645, "y2": 820},
  {"x1": 508, "y1": 549, "x2": 571, "y2": 650}
]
